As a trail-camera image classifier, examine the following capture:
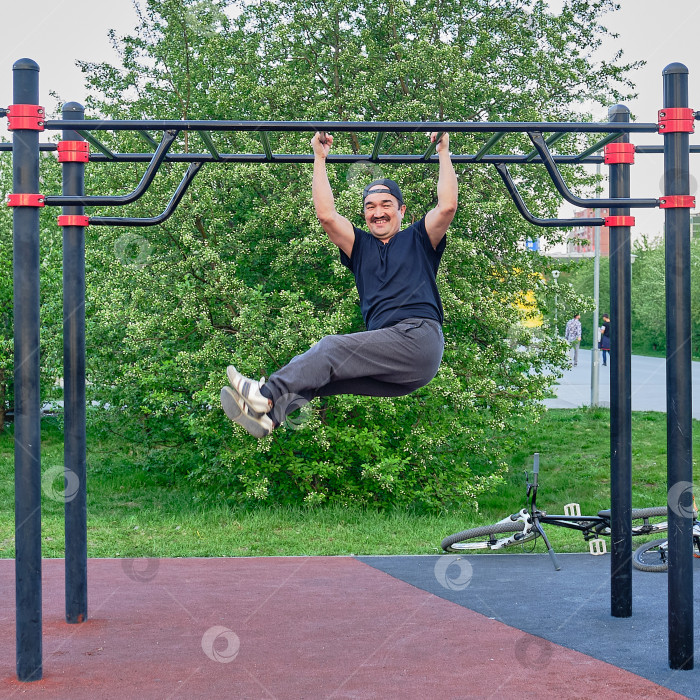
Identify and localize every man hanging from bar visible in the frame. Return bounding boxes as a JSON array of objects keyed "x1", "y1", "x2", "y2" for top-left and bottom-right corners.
[{"x1": 220, "y1": 130, "x2": 458, "y2": 437}]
